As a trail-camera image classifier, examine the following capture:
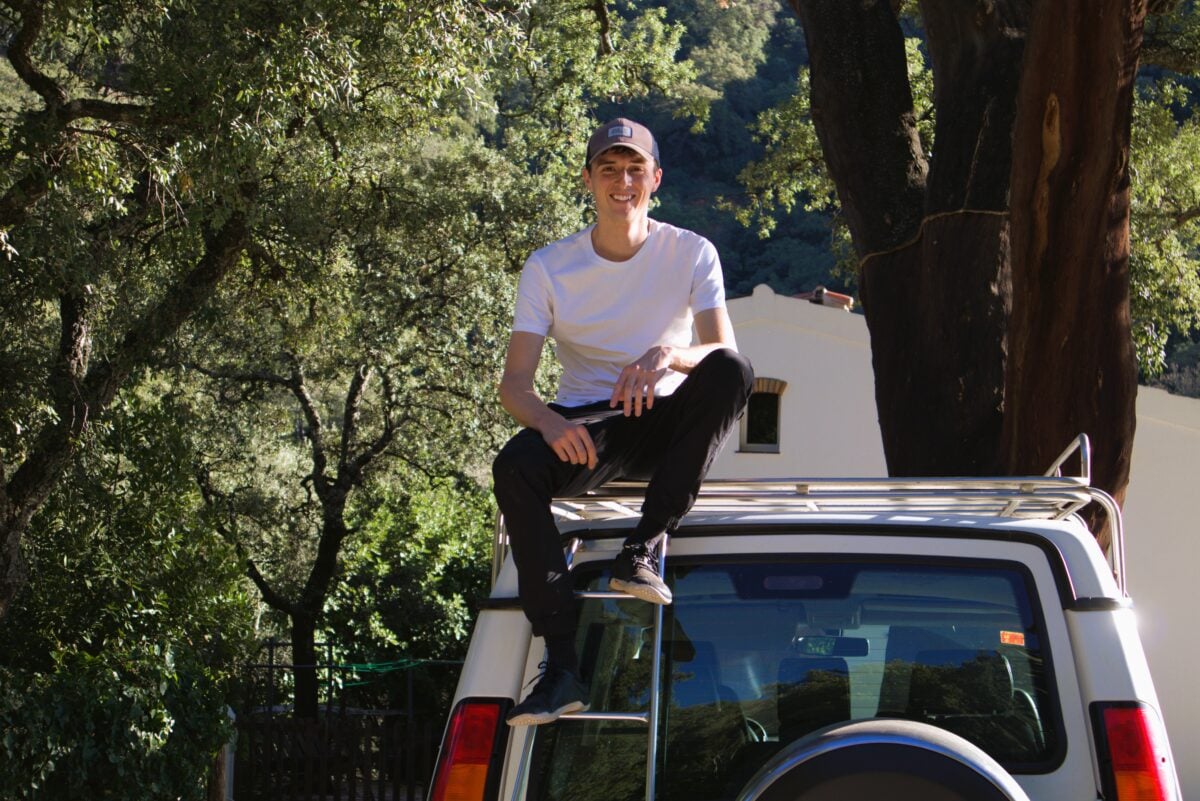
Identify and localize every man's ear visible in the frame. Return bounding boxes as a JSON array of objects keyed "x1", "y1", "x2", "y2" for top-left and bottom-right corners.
[{"x1": 581, "y1": 165, "x2": 593, "y2": 192}]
